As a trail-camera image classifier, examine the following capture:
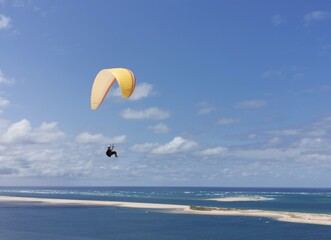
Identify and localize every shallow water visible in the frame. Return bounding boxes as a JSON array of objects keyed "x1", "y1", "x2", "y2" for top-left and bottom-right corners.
[{"x1": 1, "y1": 187, "x2": 331, "y2": 240}]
